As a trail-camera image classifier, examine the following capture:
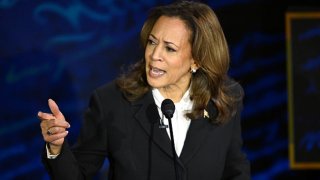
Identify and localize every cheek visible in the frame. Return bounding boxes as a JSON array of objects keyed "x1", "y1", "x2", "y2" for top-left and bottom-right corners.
[
  {"x1": 167, "y1": 62, "x2": 188, "y2": 80},
  {"x1": 144, "y1": 50, "x2": 149, "y2": 61},
  {"x1": 144, "y1": 47, "x2": 150, "y2": 59},
  {"x1": 170, "y1": 59, "x2": 191, "y2": 71}
]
